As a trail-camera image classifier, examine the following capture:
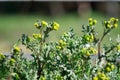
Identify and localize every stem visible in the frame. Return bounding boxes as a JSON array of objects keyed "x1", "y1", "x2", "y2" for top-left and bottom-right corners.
[
  {"x1": 37, "y1": 28, "x2": 44, "y2": 80},
  {"x1": 98, "y1": 30, "x2": 105, "y2": 62},
  {"x1": 98, "y1": 28, "x2": 112, "y2": 62}
]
